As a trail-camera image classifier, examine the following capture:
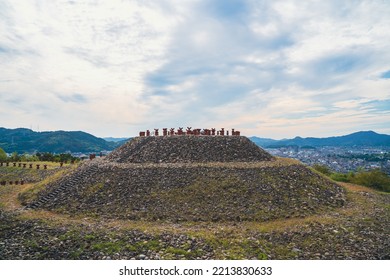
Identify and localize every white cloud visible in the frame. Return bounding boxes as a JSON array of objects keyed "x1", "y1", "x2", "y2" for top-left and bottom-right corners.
[
  {"x1": 0, "y1": 0, "x2": 181, "y2": 136},
  {"x1": 0, "y1": 0, "x2": 389, "y2": 137}
]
